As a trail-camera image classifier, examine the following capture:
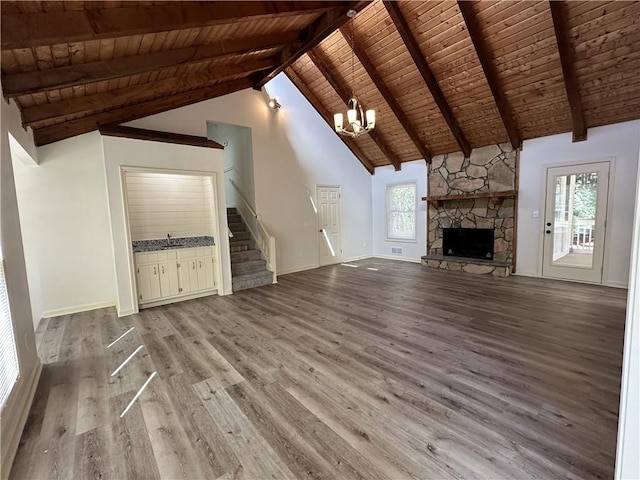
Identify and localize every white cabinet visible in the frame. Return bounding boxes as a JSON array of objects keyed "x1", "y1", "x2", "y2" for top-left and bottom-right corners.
[
  {"x1": 159, "y1": 260, "x2": 180, "y2": 297},
  {"x1": 136, "y1": 264, "x2": 161, "y2": 302},
  {"x1": 135, "y1": 246, "x2": 217, "y2": 307},
  {"x1": 203, "y1": 256, "x2": 216, "y2": 290}
]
